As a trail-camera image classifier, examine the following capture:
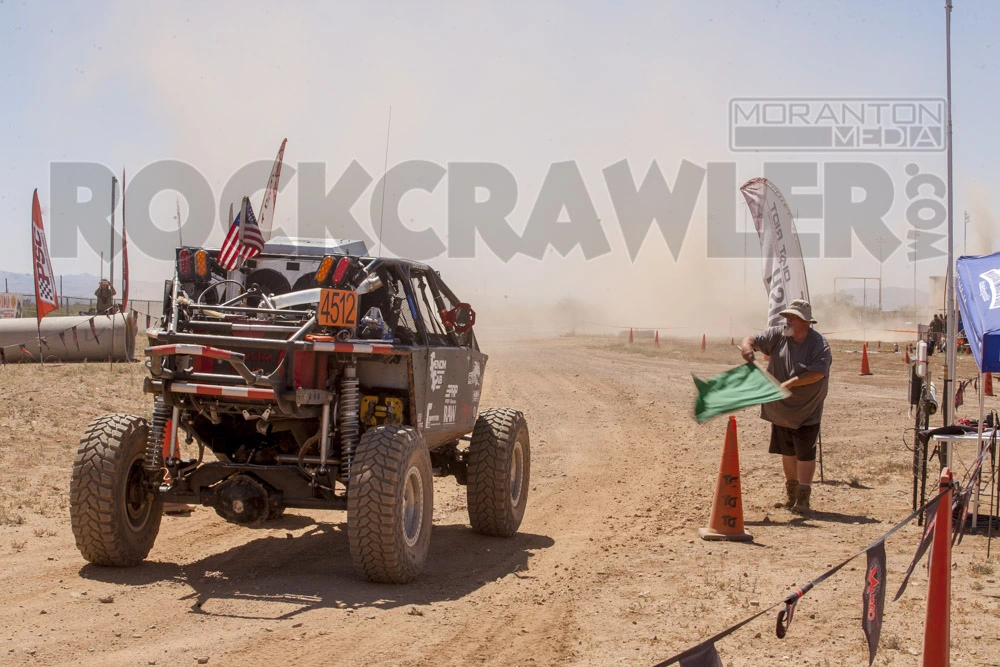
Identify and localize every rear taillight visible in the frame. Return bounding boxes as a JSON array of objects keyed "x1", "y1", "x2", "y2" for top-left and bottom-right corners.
[
  {"x1": 332, "y1": 257, "x2": 352, "y2": 286},
  {"x1": 194, "y1": 250, "x2": 210, "y2": 279},
  {"x1": 316, "y1": 256, "x2": 335, "y2": 284},
  {"x1": 178, "y1": 249, "x2": 194, "y2": 280}
]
